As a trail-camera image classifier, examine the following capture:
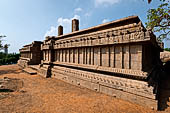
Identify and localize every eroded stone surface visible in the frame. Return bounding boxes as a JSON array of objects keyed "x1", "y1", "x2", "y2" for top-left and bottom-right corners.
[{"x1": 18, "y1": 16, "x2": 169, "y2": 110}]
